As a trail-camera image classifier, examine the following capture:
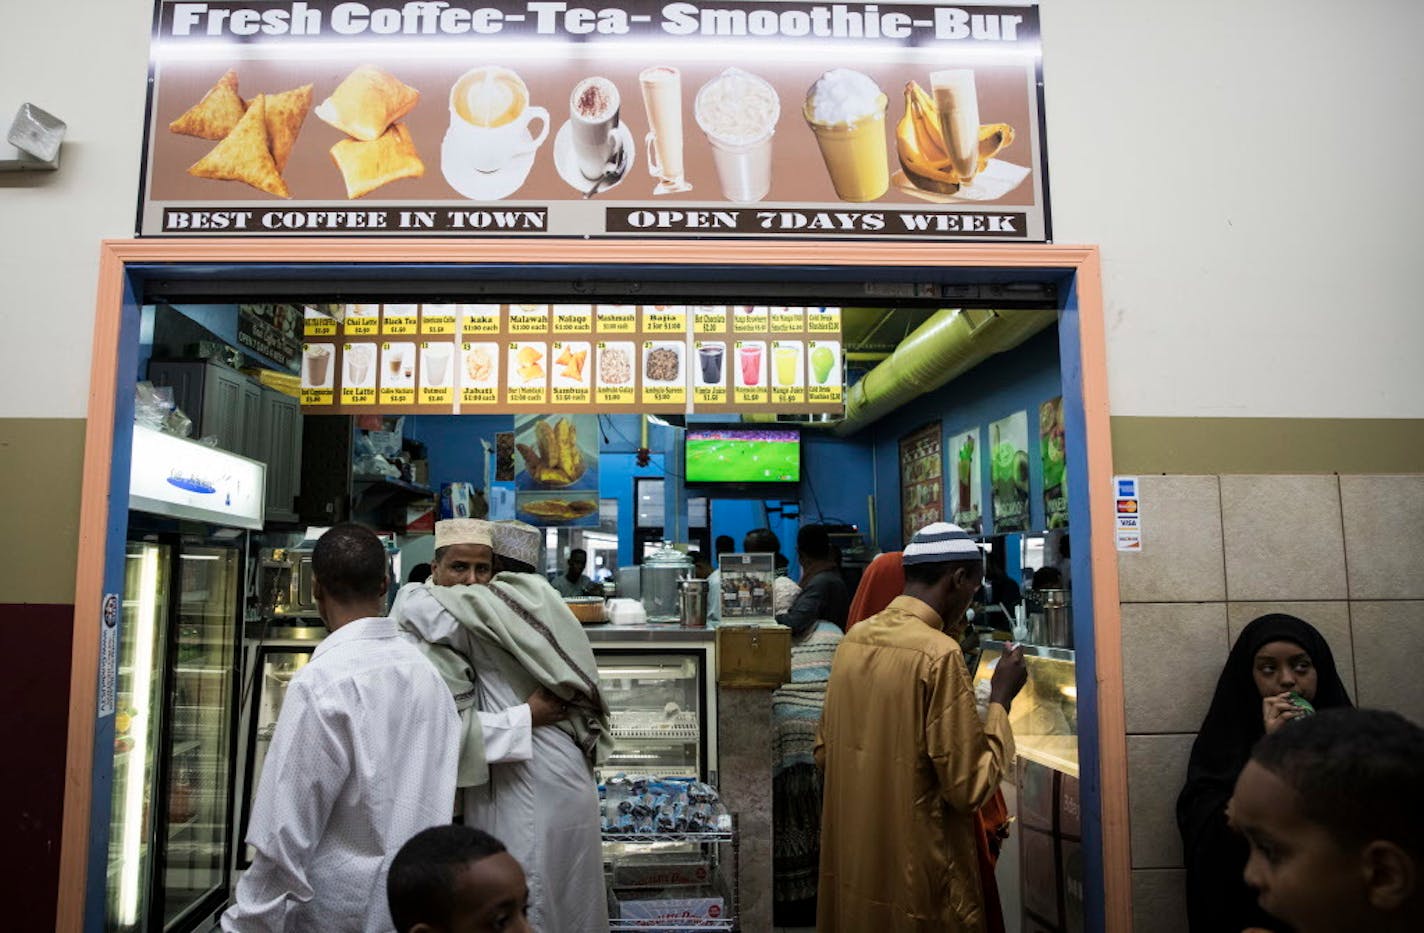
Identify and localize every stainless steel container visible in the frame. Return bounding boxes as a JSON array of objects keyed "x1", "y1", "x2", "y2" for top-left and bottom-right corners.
[
  {"x1": 641, "y1": 543, "x2": 694, "y2": 623},
  {"x1": 678, "y1": 577, "x2": 709, "y2": 628},
  {"x1": 1039, "y1": 588, "x2": 1072, "y2": 649}
]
